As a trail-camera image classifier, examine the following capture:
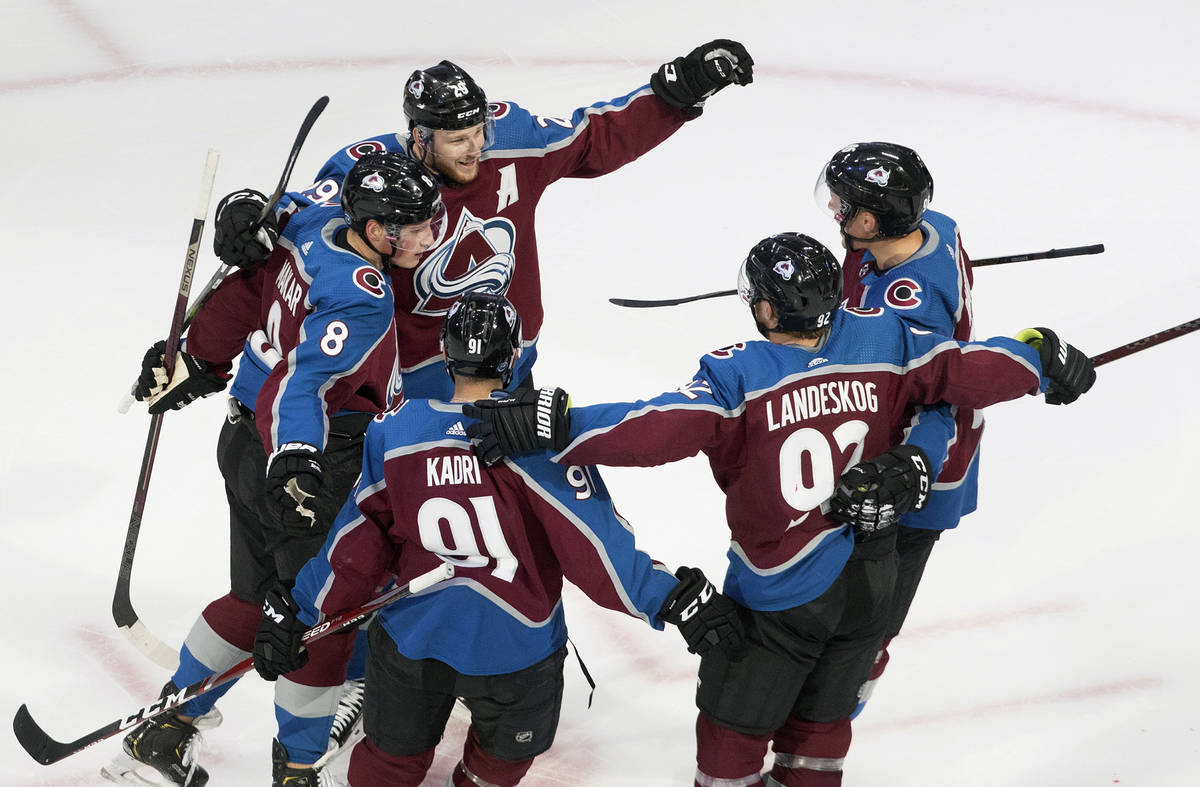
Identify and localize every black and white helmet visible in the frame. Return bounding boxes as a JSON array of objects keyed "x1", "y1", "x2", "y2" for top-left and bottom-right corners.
[
  {"x1": 441, "y1": 290, "x2": 522, "y2": 386},
  {"x1": 341, "y1": 152, "x2": 443, "y2": 235},
  {"x1": 738, "y1": 233, "x2": 842, "y2": 334},
  {"x1": 816, "y1": 142, "x2": 934, "y2": 238}
]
